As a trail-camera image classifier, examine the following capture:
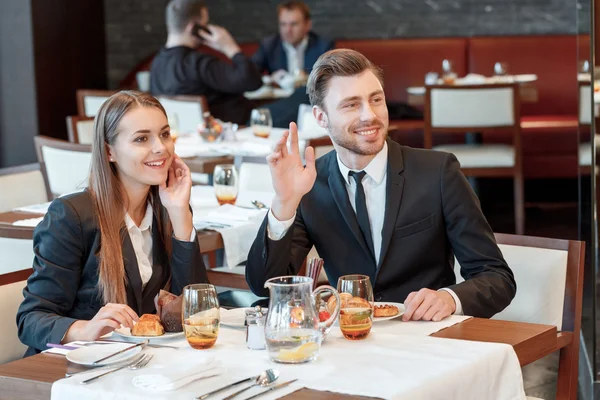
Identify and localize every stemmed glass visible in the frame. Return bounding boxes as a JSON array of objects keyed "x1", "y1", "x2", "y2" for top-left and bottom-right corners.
[
  {"x1": 182, "y1": 284, "x2": 220, "y2": 349},
  {"x1": 213, "y1": 164, "x2": 239, "y2": 205},
  {"x1": 250, "y1": 108, "x2": 273, "y2": 139}
]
